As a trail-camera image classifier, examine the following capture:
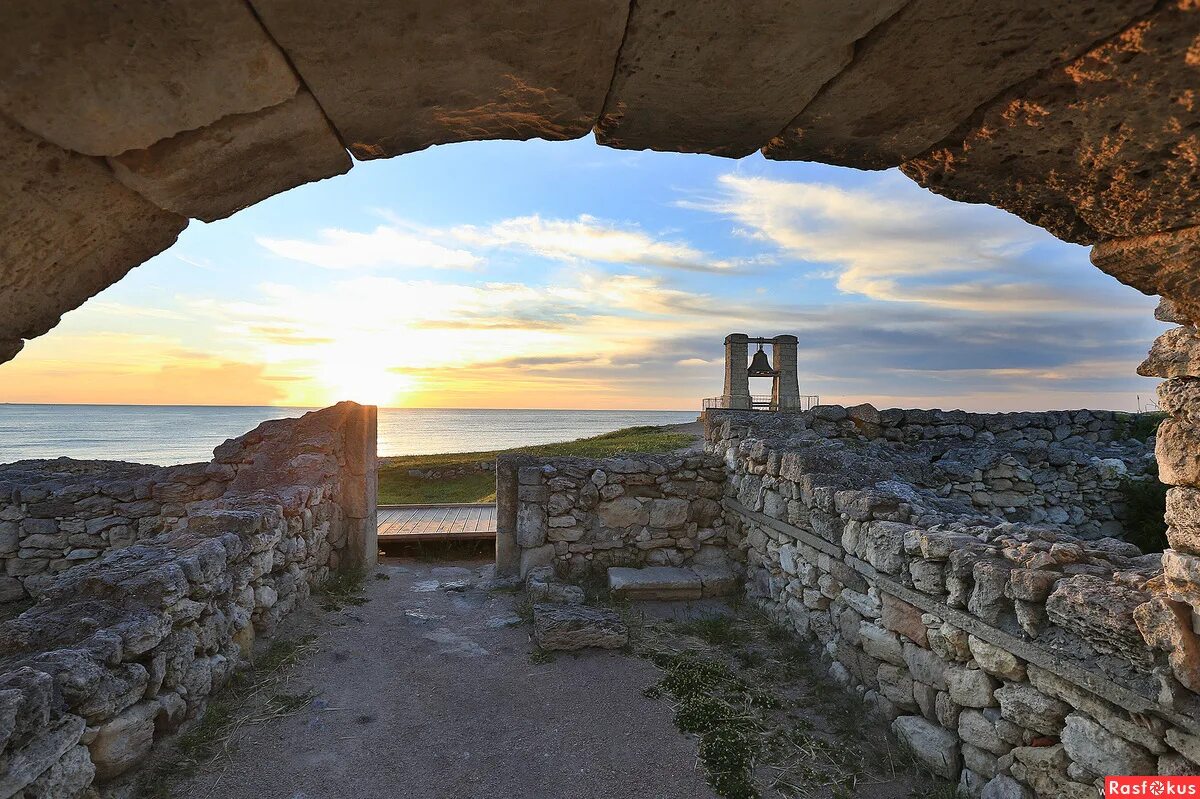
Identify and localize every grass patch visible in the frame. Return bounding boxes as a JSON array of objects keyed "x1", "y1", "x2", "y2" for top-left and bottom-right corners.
[
  {"x1": 377, "y1": 424, "x2": 695, "y2": 504},
  {"x1": 136, "y1": 635, "x2": 318, "y2": 798},
  {"x1": 315, "y1": 568, "x2": 368, "y2": 611},
  {"x1": 1121, "y1": 470, "x2": 1169, "y2": 554},
  {"x1": 1114, "y1": 411, "x2": 1167, "y2": 441},
  {"x1": 636, "y1": 607, "x2": 951, "y2": 799}
]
